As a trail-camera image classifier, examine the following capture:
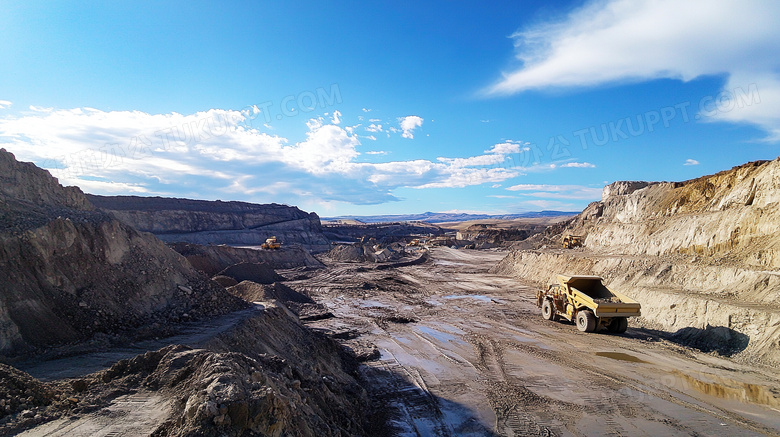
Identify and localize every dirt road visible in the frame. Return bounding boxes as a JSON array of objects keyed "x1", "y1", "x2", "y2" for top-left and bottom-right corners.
[{"x1": 297, "y1": 248, "x2": 780, "y2": 437}]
